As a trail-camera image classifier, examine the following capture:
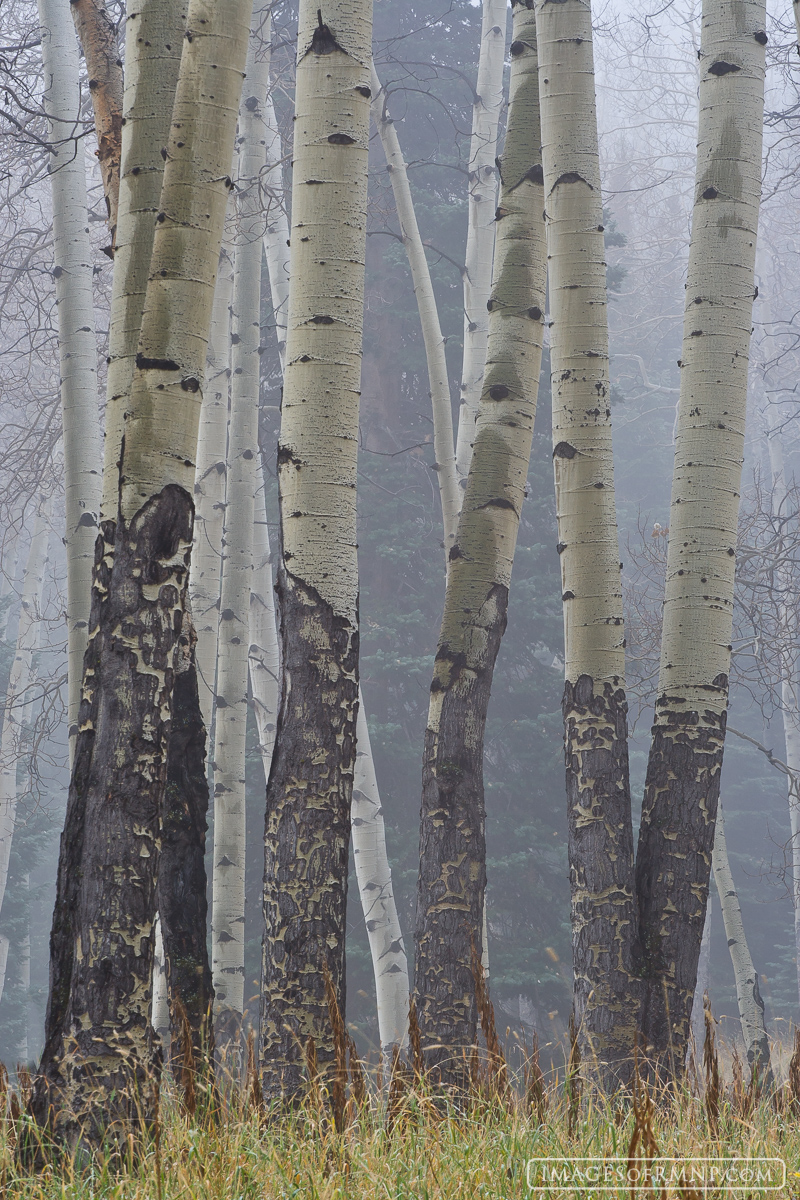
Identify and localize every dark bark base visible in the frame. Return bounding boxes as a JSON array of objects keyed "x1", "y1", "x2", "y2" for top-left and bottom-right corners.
[
  {"x1": 260, "y1": 569, "x2": 357, "y2": 1103},
  {"x1": 635, "y1": 704, "x2": 726, "y2": 1073},
  {"x1": 28, "y1": 489, "x2": 192, "y2": 1152},
  {"x1": 413, "y1": 584, "x2": 507, "y2": 1090},
  {"x1": 563, "y1": 675, "x2": 641, "y2": 1087},
  {"x1": 160, "y1": 655, "x2": 214, "y2": 1081}
]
